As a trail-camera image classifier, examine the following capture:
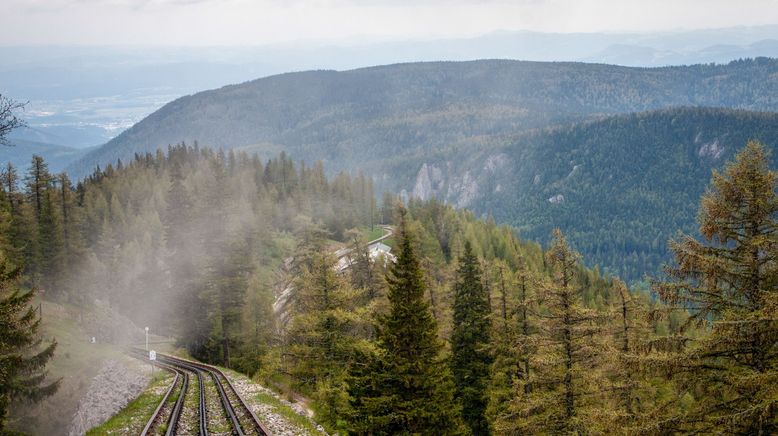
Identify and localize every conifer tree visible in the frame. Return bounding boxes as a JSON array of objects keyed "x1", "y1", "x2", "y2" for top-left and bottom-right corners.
[
  {"x1": 650, "y1": 140, "x2": 778, "y2": 434},
  {"x1": 451, "y1": 241, "x2": 492, "y2": 435},
  {"x1": 286, "y1": 249, "x2": 367, "y2": 431},
  {"x1": 37, "y1": 189, "x2": 64, "y2": 293},
  {"x1": 207, "y1": 238, "x2": 252, "y2": 367},
  {"x1": 345, "y1": 230, "x2": 384, "y2": 303},
  {"x1": 24, "y1": 155, "x2": 50, "y2": 222},
  {"x1": 600, "y1": 278, "x2": 657, "y2": 432},
  {"x1": 0, "y1": 253, "x2": 59, "y2": 432},
  {"x1": 21, "y1": 156, "x2": 53, "y2": 279},
  {"x1": 349, "y1": 206, "x2": 464, "y2": 435},
  {"x1": 502, "y1": 229, "x2": 607, "y2": 434}
]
